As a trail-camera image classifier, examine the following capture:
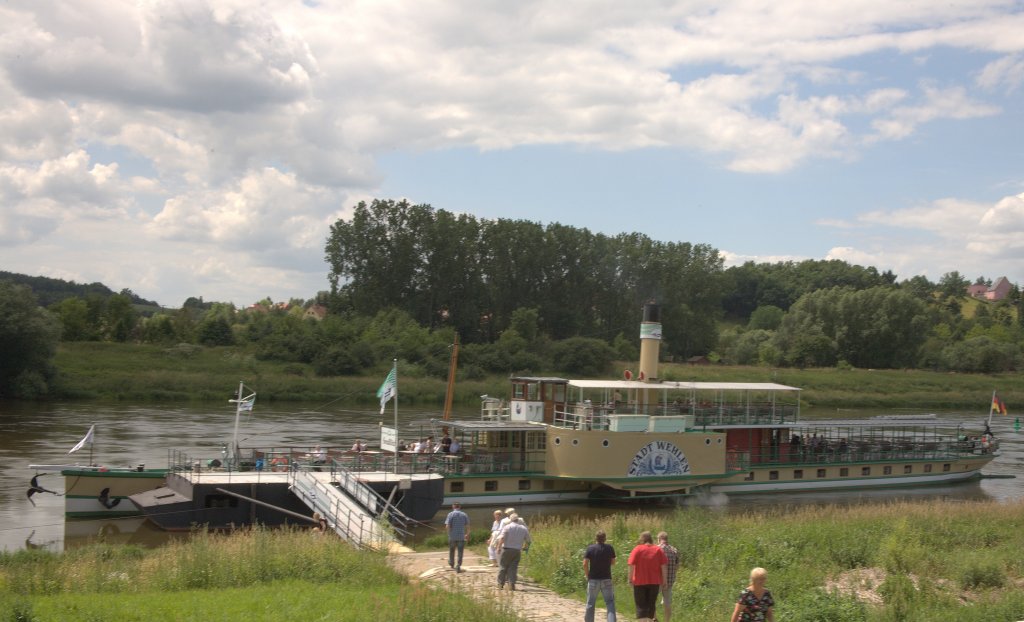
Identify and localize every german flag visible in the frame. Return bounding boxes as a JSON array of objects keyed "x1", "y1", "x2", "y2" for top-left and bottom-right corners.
[{"x1": 992, "y1": 394, "x2": 1008, "y2": 416}]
